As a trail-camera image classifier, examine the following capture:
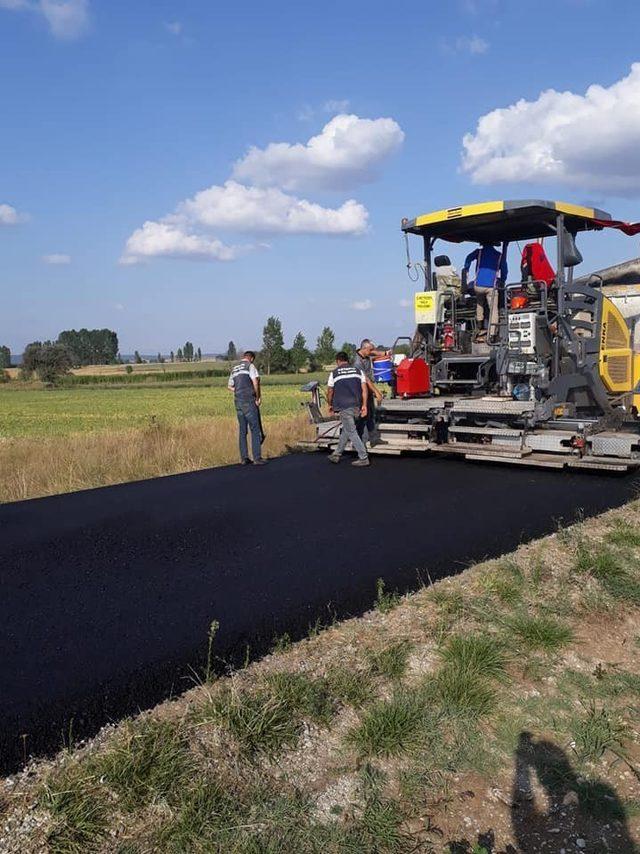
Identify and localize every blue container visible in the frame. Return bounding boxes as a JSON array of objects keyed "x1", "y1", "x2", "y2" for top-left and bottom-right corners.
[{"x1": 373, "y1": 357, "x2": 393, "y2": 383}]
